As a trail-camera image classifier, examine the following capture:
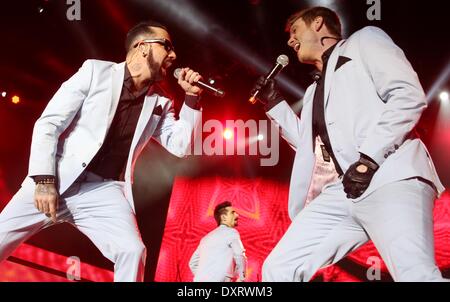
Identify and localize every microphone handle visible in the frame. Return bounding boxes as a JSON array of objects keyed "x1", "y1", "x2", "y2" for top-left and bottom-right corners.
[
  {"x1": 195, "y1": 80, "x2": 225, "y2": 97},
  {"x1": 249, "y1": 63, "x2": 283, "y2": 104},
  {"x1": 266, "y1": 63, "x2": 283, "y2": 80},
  {"x1": 174, "y1": 68, "x2": 225, "y2": 97},
  {"x1": 249, "y1": 90, "x2": 260, "y2": 105}
]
